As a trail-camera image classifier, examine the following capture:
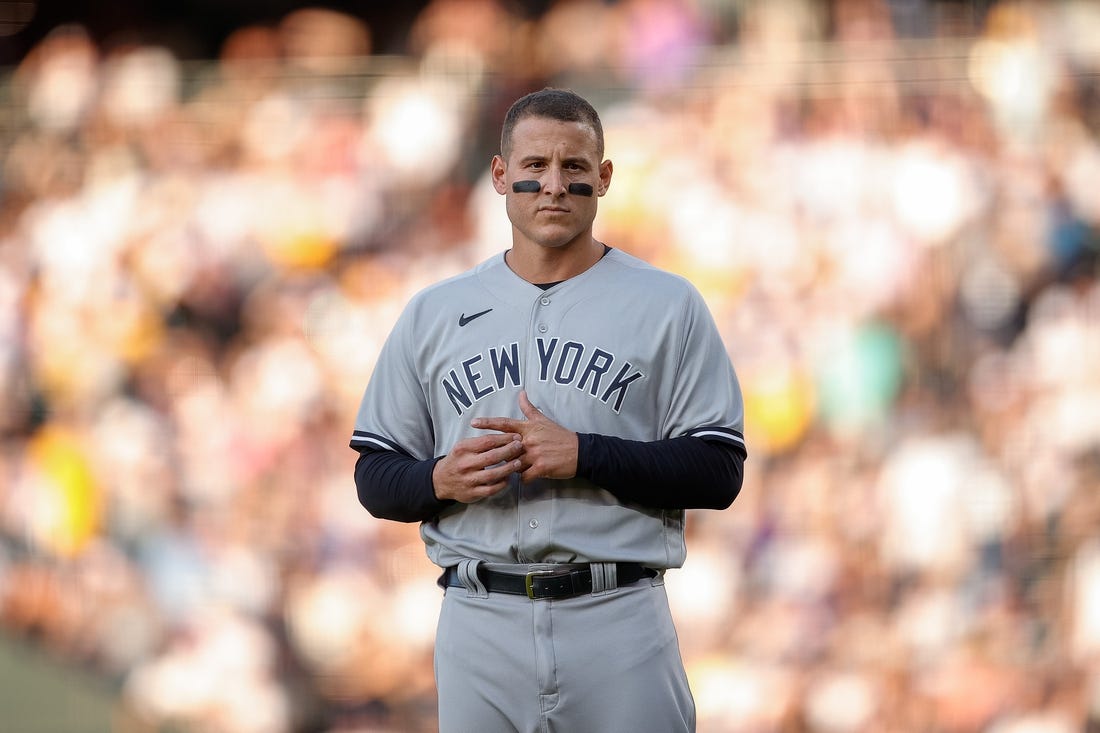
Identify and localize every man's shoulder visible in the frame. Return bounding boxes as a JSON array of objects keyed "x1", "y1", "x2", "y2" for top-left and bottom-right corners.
[
  {"x1": 407, "y1": 253, "x2": 505, "y2": 305},
  {"x1": 600, "y1": 248, "x2": 699, "y2": 296}
]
